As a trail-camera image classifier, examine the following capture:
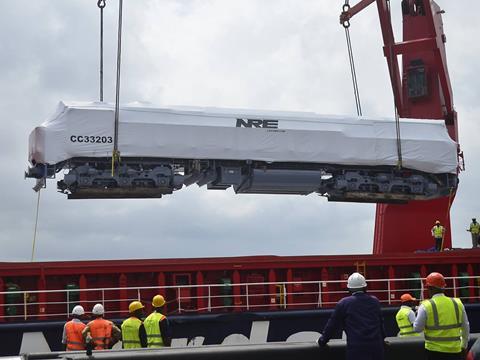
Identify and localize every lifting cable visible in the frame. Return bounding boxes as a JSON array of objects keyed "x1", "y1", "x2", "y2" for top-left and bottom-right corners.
[
  {"x1": 385, "y1": 0, "x2": 403, "y2": 169},
  {"x1": 111, "y1": 0, "x2": 124, "y2": 176},
  {"x1": 393, "y1": 106, "x2": 403, "y2": 169},
  {"x1": 341, "y1": 1, "x2": 362, "y2": 117},
  {"x1": 97, "y1": 0, "x2": 106, "y2": 102}
]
